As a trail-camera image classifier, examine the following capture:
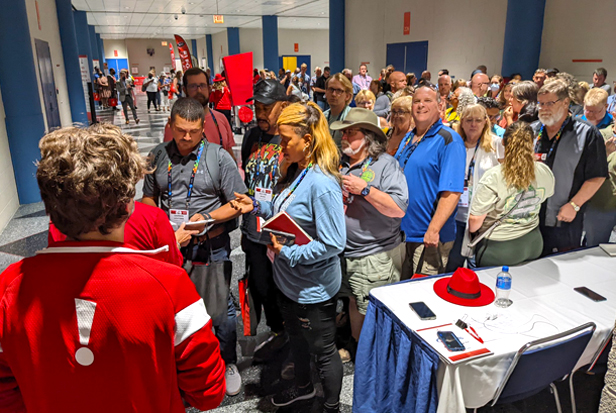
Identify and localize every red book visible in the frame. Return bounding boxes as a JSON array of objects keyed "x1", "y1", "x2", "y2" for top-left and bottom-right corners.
[{"x1": 261, "y1": 211, "x2": 313, "y2": 246}]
